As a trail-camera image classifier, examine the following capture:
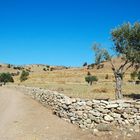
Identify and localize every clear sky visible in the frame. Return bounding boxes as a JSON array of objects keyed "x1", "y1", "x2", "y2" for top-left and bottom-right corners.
[{"x1": 0, "y1": 0, "x2": 139, "y2": 66}]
